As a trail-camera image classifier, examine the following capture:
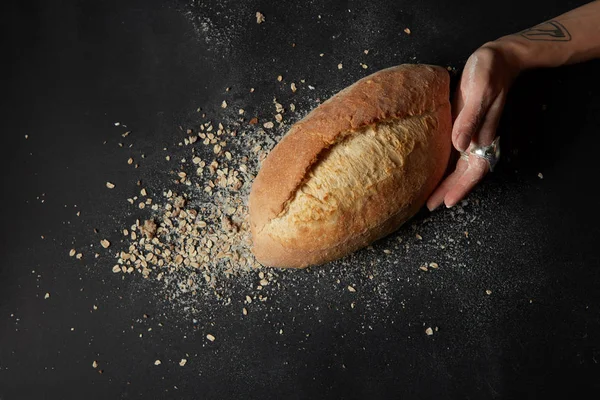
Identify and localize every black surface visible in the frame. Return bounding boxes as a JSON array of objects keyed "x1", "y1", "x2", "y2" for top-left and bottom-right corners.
[{"x1": 2, "y1": 0, "x2": 600, "y2": 399}]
